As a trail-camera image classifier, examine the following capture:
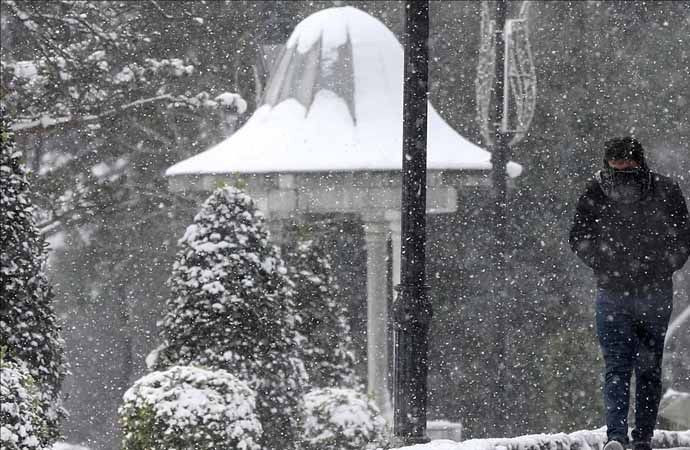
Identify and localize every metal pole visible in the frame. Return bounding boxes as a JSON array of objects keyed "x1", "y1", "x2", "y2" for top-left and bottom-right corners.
[
  {"x1": 489, "y1": 0, "x2": 510, "y2": 437},
  {"x1": 394, "y1": 0, "x2": 432, "y2": 444}
]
